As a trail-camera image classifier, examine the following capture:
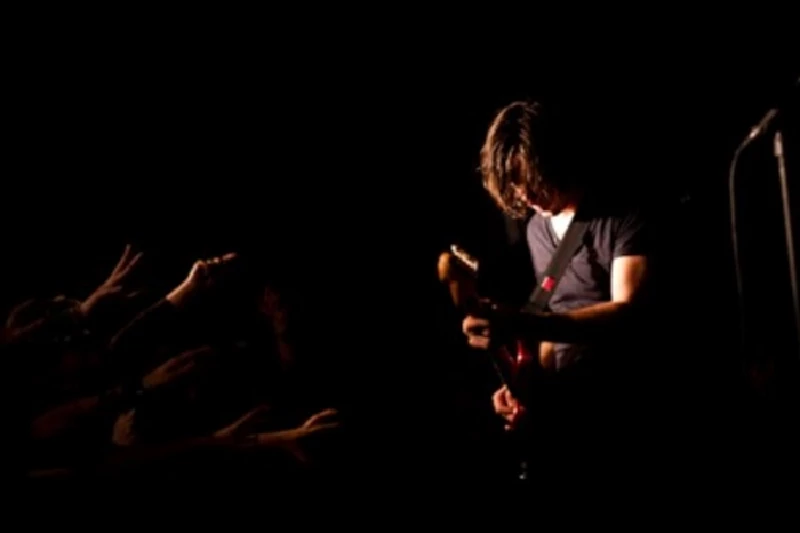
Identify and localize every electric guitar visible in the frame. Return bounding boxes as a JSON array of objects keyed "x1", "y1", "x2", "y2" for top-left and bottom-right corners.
[
  {"x1": 439, "y1": 244, "x2": 544, "y2": 480},
  {"x1": 437, "y1": 245, "x2": 540, "y2": 400}
]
